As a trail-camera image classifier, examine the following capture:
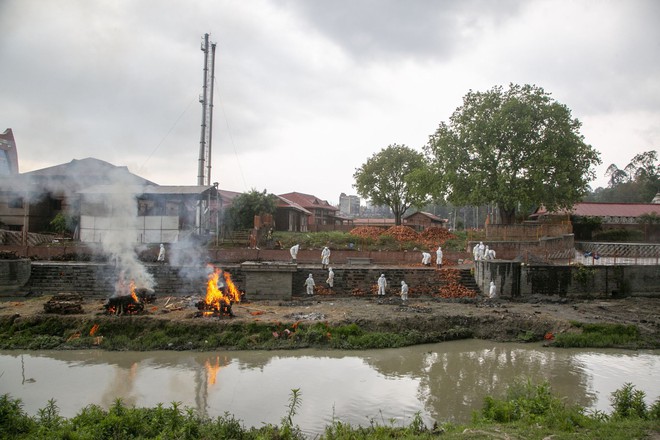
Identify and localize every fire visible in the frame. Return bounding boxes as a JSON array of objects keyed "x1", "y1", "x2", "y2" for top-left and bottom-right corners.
[
  {"x1": 223, "y1": 271, "x2": 242, "y2": 303},
  {"x1": 198, "y1": 266, "x2": 241, "y2": 317},
  {"x1": 130, "y1": 280, "x2": 139, "y2": 303},
  {"x1": 89, "y1": 324, "x2": 100, "y2": 336},
  {"x1": 205, "y1": 267, "x2": 240, "y2": 308}
]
